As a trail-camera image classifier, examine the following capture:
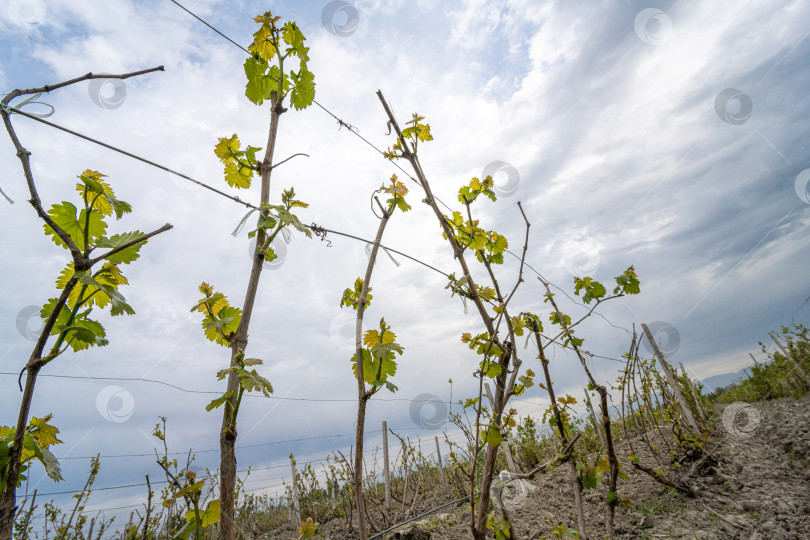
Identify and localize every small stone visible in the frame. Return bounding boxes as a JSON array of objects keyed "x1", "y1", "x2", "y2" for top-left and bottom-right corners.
[{"x1": 742, "y1": 500, "x2": 762, "y2": 513}]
